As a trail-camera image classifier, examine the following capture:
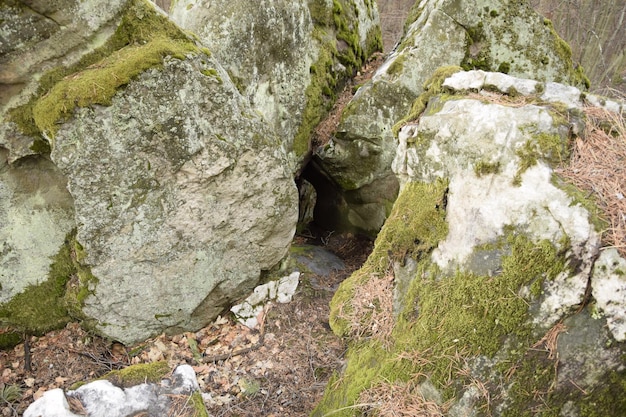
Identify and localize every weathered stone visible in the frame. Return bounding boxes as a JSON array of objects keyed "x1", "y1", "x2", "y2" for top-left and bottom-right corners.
[
  {"x1": 231, "y1": 271, "x2": 300, "y2": 328},
  {"x1": 592, "y1": 249, "x2": 626, "y2": 341},
  {"x1": 24, "y1": 364, "x2": 205, "y2": 417},
  {"x1": 316, "y1": 0, "x2": 590, "y2": 233},
  {"x1": 1, "y1": 0, "x2": 298, "y2": 345},
  {"x1": 170, "y1": 0, "x2": 382, "y2": 162},
  {"x1": 315, "y1": 72, "x2": 625, "y2": 416},
  {"x1": 0, "y1": 154, "x2": 75, "y2": 304},
  {"x1": 0, "y1": 0, "x2": 127, "y2": 108},
  {"x1": 50, "y1": 54, "x2": 298, "y2": 344}
]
